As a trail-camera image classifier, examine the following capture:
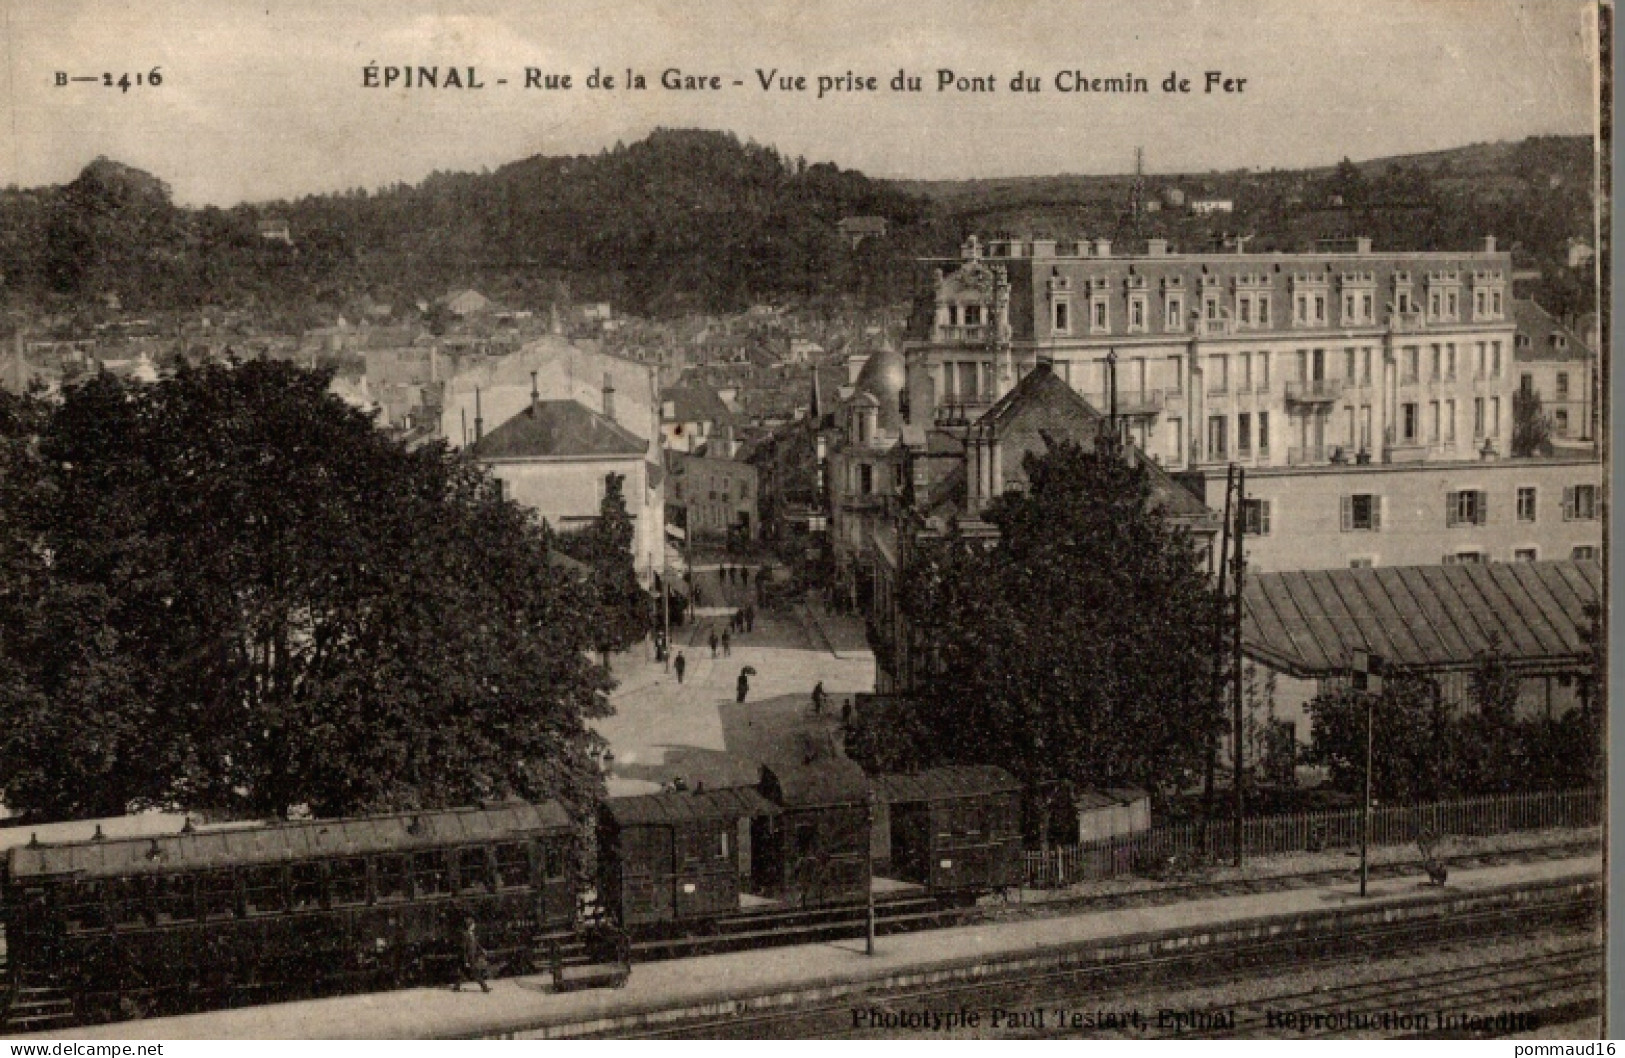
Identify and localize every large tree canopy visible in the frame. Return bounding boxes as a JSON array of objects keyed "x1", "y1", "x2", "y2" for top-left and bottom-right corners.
[
  {"x1": 0, "y1": 361, "x2": 610, "y2": 823},
  {"x1": 897, "y1": 437, "x2": 1221, "y2": 803}
]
